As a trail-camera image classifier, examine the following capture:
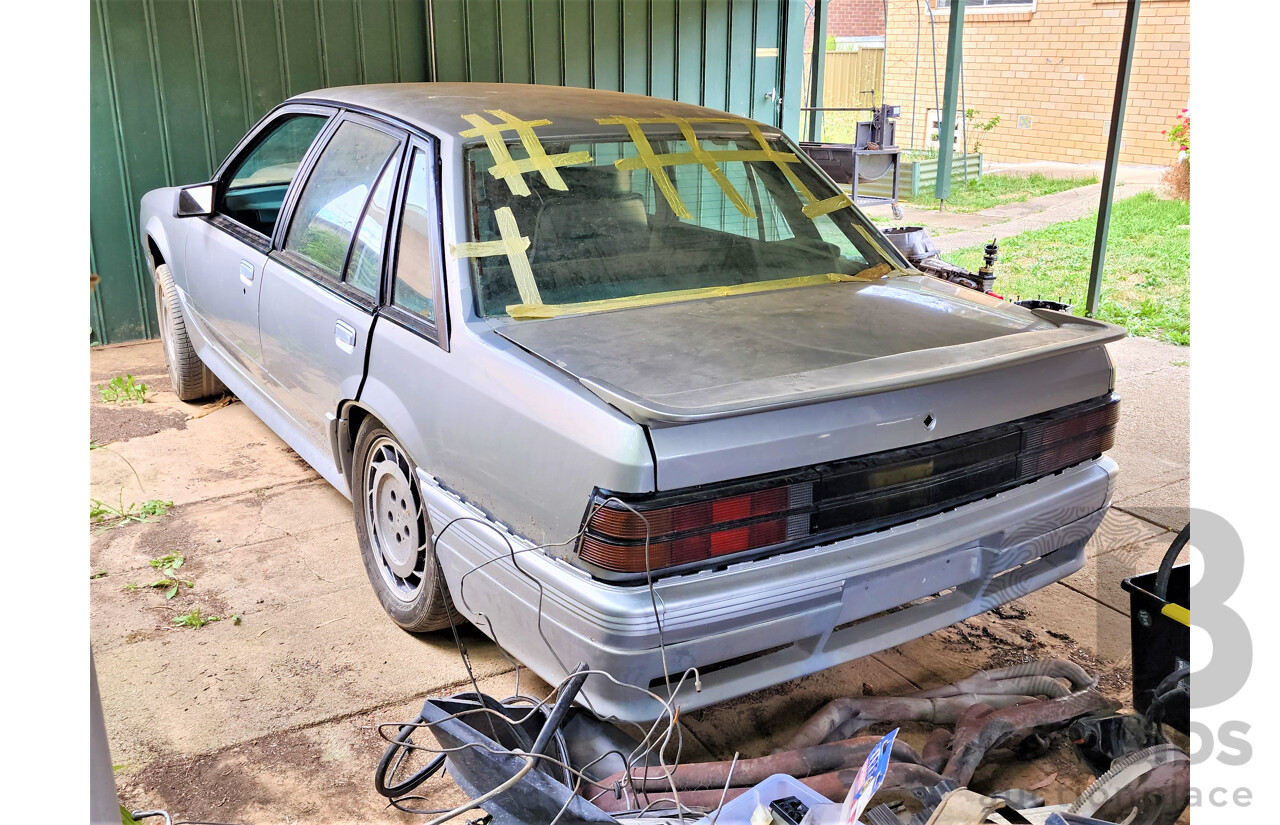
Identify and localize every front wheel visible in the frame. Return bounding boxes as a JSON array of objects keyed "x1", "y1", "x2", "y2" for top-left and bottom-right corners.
[
  {"x1": 352, "y1": 421, "x2": 461, "y2": 632},
  {"x1": 153, "y1": 263, "x2": 226, "y2": 401}
]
